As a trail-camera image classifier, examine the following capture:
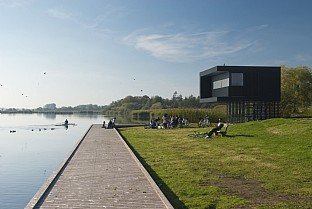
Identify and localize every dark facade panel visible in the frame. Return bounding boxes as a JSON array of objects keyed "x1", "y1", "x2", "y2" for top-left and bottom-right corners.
[
  {"x1": 212, "y1": 87, "x2": 229, "y2": 97},
  {"x1": 200, "y1": 75, "x2": 212, "y2": 98}
]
